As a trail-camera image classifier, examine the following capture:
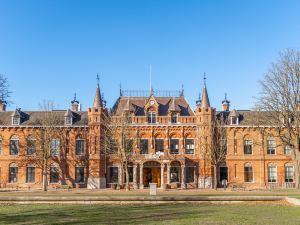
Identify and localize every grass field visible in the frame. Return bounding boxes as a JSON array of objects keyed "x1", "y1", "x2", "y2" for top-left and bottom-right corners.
[{"x1": 0, "y1": 203, "x2": 299, "y2": 225}]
